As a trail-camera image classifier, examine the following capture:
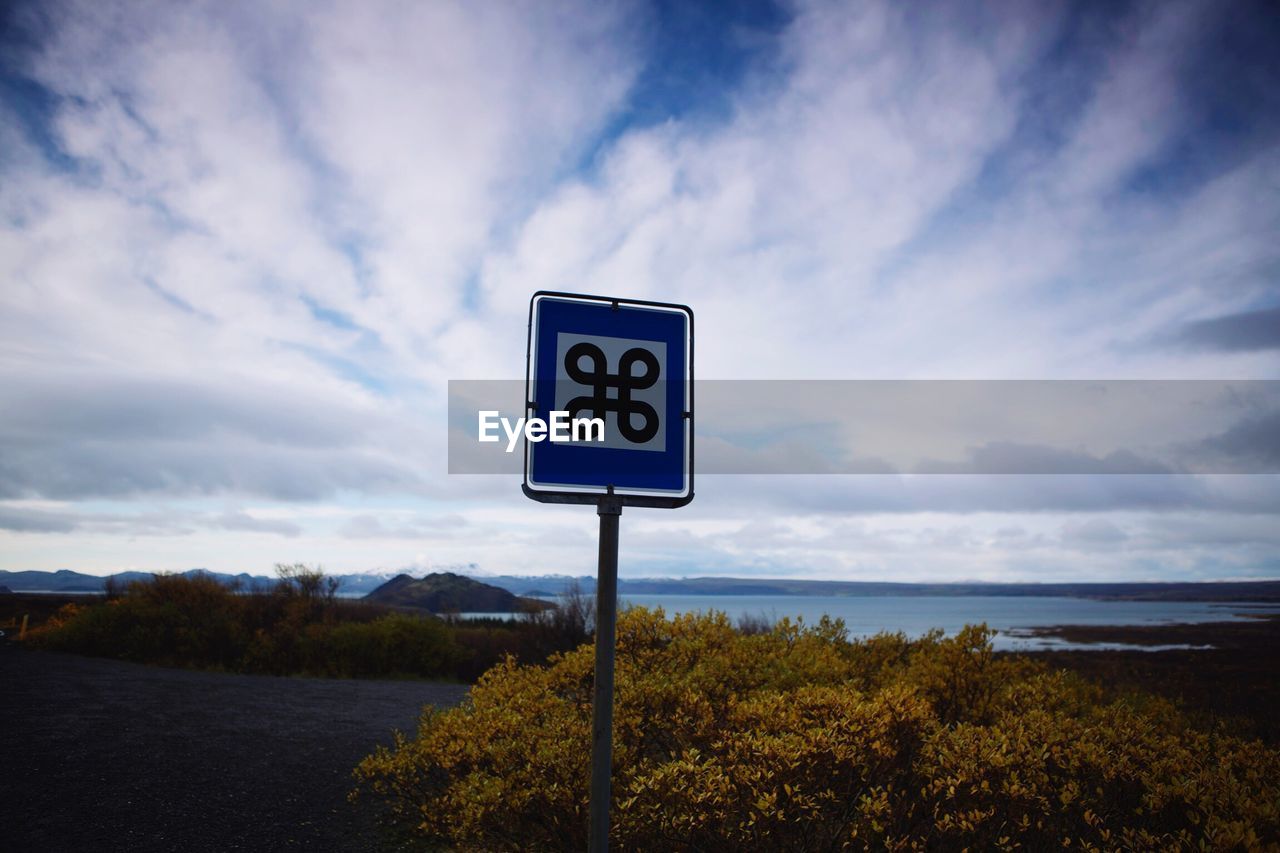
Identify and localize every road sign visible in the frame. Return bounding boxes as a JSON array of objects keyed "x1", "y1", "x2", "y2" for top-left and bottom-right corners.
[
  {"x1": 522, "y1": 290, "x2": 693, "y2": 852},
  {"x1": 523, "y1": 291, "x2": 693, "y2": 508}
]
